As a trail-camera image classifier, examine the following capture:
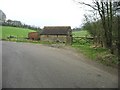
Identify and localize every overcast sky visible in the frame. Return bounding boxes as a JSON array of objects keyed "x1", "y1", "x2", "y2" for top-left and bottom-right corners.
[{"x1": 0, "y1": 0, "x2": 92, "y2": 28}]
